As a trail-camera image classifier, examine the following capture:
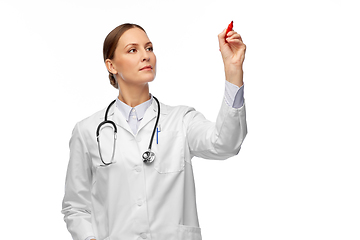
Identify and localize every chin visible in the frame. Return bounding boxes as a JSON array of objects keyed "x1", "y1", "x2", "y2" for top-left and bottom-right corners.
[{"x1": 142, "y1": 74, "x2": 156, "y2": 83}]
